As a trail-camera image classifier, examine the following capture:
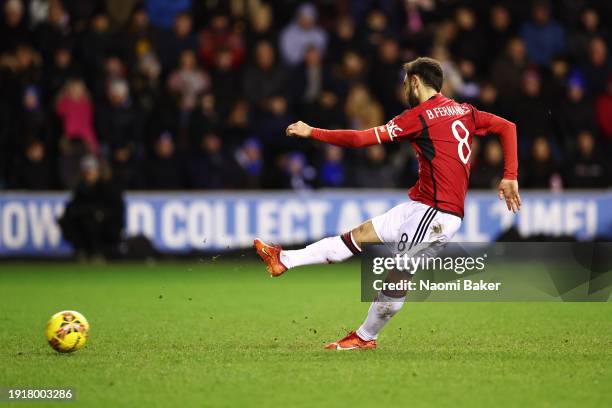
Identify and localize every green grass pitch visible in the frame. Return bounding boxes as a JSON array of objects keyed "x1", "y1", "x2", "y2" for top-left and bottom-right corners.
[{"x1": 1, "y1": 261, "x2": 611, "y2": 407}]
